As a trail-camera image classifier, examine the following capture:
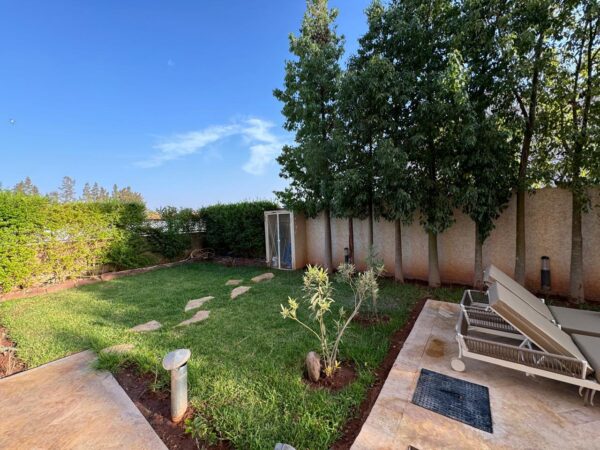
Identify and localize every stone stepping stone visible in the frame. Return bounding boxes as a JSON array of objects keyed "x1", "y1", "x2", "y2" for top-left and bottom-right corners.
[
  {"x1": 251, "y1": 272, "x2": 275, "y2": 283},
  {"x1": 185, "y1": 296, "x2": 214, "y2": 312},
  {"x1": 130, "y1": 320, "x2": 162, "y2": 332},
  {"x1": 101, "y1": 344, "x2": 135, "y2": 355},
  {"x1": 225, "y1": 279, "x2": 243, "y2": 286},
  {"x1": 231, "y1": 286, "x2": 250, "y2": 299},
  {"x1": 176, "y1": 311, "x2": 210, "y2": 327}
]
